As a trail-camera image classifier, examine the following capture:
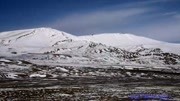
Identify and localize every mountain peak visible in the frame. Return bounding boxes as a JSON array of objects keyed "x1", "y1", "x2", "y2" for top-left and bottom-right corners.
[
  {"x1": 33, "y1": 27, "x2": 59, "y2": 32},
  {"x1": 79, "y1": 33, "x2": 162, "y2": 47},
  {"x1": 0, "y1": 28, "x2": 180, "y2": 54},
  {"x1": 0, "y1": 27, "x2": 77, "y2": 47}
]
